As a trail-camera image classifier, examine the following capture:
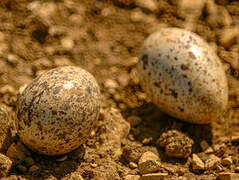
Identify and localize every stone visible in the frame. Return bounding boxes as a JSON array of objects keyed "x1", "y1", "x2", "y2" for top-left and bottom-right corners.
[
  {"x1": 204, "y1": 147, "x2": 214, "y2": 154},
  {"x1": 90, "y1": 163, "x2": 98, "y2": 168},
  {"x1": 213, "y1": 144, "x2": 226, "y2": 157},
  {"x1": 0, "y1": 85, "x2": 15, "y2": 95},
  {"x1": 117, "y1": 72, "x2": 130, "y2": 87},
  {"x1": 130, "y1": 9, "x2": 148, "y2": 23},
  {"x1": 205, "y1": 154, "x2": 221, "y2": 170},
  {"x1": 217, "y1": 6, "x2": 232, "y2": 27},
  {"x1": 28, "y1": 165, "x2": 40, "y2": 173},
  {"x1": 0, "y1": 153, "x2": 12, "y2": 178},
  {"x1": 124, "y1": 175, "x2": 140, "y2": 180},
  {"x1": 157, "y1": 130, "x2": 194, "y2": 158},
  {"x1": 192, "y1": 154, "x2": 205, "y2": 171},
  {"x1": 217, "y1": 172, "x2": 239, "y2": 180},
  {"x1": 7, "y1": 142, "x2": 30, "y2": 164},
  {"x1": 6, "y1": 54, "x2": 19, "y2": 66},
  {"x1": 221, "y1": 156, "x2": 233, "y2": 166},
  {"x1": 122, "y1": 142, "x2": 144, "y2": 163},
  {"x1": 122, "y1": 57, "x2": 138, "y2": 67},
  {"x1": 141, "y1": 173, "x2": 168, "y2": 180},
  {"x1": 219, "y1": 27, "x2": 239, "y2": 49},
  {"x1": 104, "y1": 79, "x2": 119, "y2": 89},
  {"x1": 61, "y1": 37, "x2": 74, "y2": 51},
  {"x1": 129, "y1": 162, "x2": 138, "y2": 169},
  {"x1": 130, "y1": 68, "x2": 139, "y2": 85},
  {"x1": 32, "y1": 58, "x2": 53, "y2": 69},
  {"x1": 138, "y1": 151, "x2": 161, "y2": 174}
]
